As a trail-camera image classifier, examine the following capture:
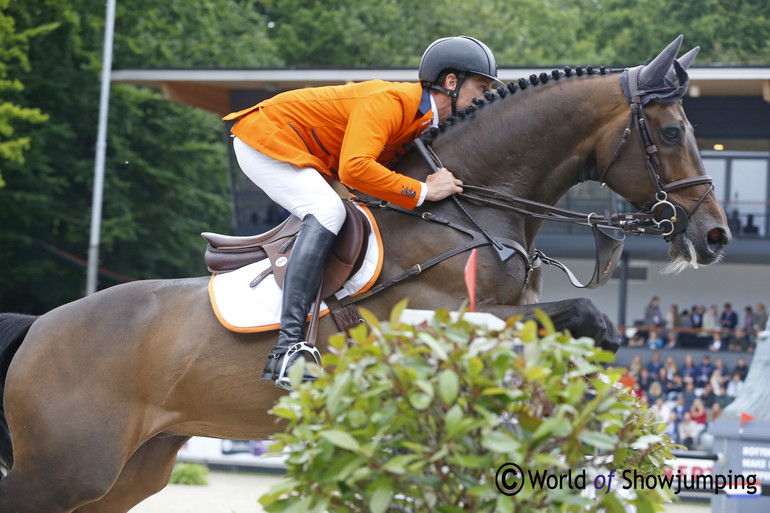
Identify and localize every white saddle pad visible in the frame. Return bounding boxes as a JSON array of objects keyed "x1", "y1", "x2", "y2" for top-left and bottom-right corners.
[{"x1": 208, "y1": 203, "x2": 382, "y2": 333}]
